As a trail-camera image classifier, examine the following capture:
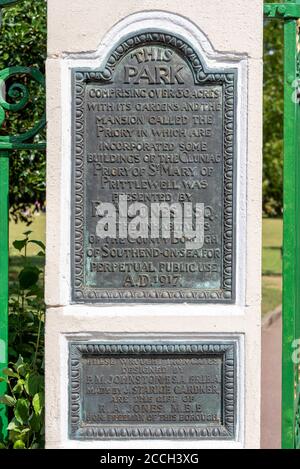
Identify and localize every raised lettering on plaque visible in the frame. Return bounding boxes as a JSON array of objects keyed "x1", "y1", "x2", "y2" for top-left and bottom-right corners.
[
  {"x1": 69, "y1": 342, "x2": 236, "y2": 439},
  {"x1": 72, "y1": 32, "x2": 237, "y2": 302}
]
